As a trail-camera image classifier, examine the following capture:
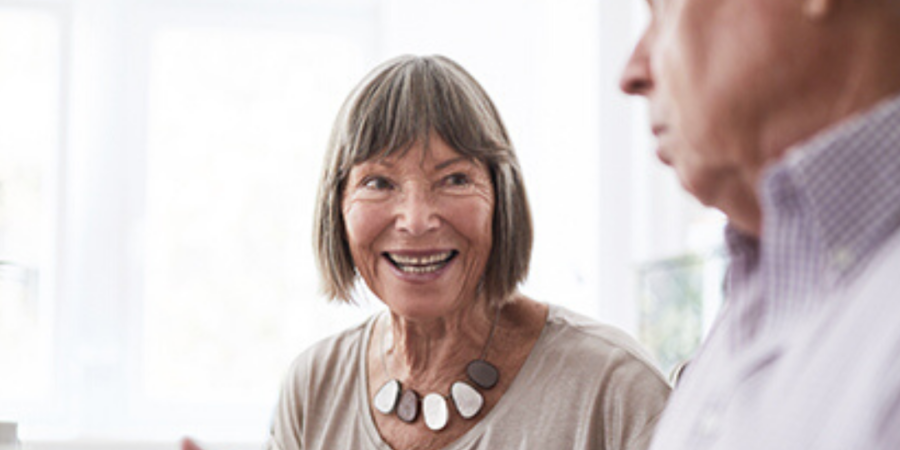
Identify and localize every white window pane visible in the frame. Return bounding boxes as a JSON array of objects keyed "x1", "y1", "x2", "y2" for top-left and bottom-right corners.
[
  {"x1": 636, "y1": 187, "x2": 727, "y2": 374},
  {"x1": 0, "y1": 9, "x2": 60, "y2": 406},
  {"x1": 143, "y1": 28, "x2": 374, "y2": 406}
]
